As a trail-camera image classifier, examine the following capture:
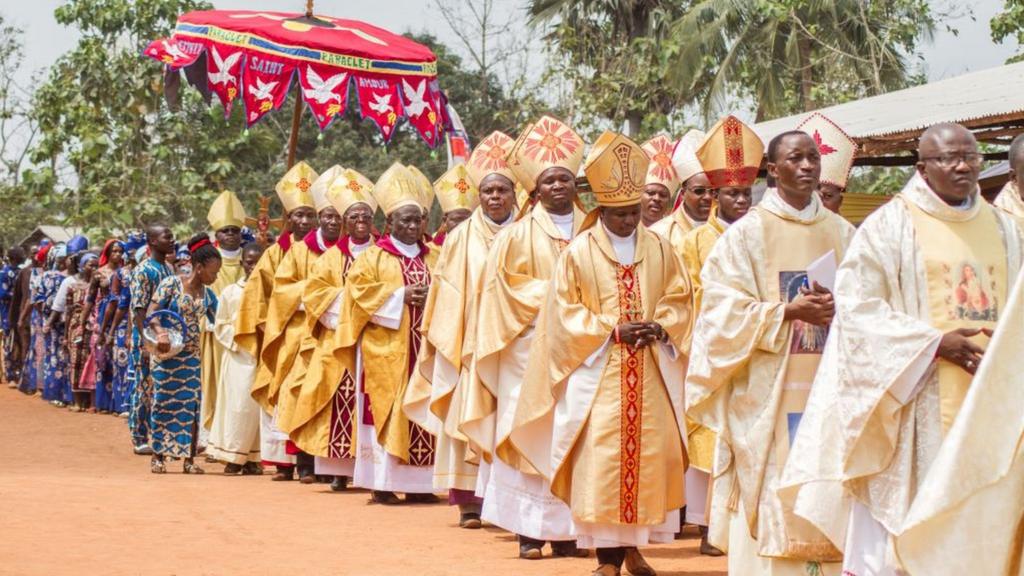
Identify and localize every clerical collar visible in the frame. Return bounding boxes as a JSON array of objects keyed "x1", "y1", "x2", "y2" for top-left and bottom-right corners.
[
  {"x1": 350, "y1": 238, "x2": 371, "y2": 255},
  {"x1": 485, "y1": 212, "x2": 515, "y2": 227},
  {"x1": 951, "y1": 194, "x2": 975, "y2": 211},
  {"x1": 389, "y1": 235, "x2": 421, "y2": 259},
  {"x1": 218, "y1": 247, "x2": 241, "y2": 259},
  {"x1": 603, "y1": 224, "x2": 637, "y2": 266},
  {"x1": 549, "y1": 210, "x2": 575, "y2": 240},
  {"x1": 316, "y1": 229, "x2": 328, "y2": 252},
  {"x1": 682, "y1": 206, "x2": 706, "y2": 227}
]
